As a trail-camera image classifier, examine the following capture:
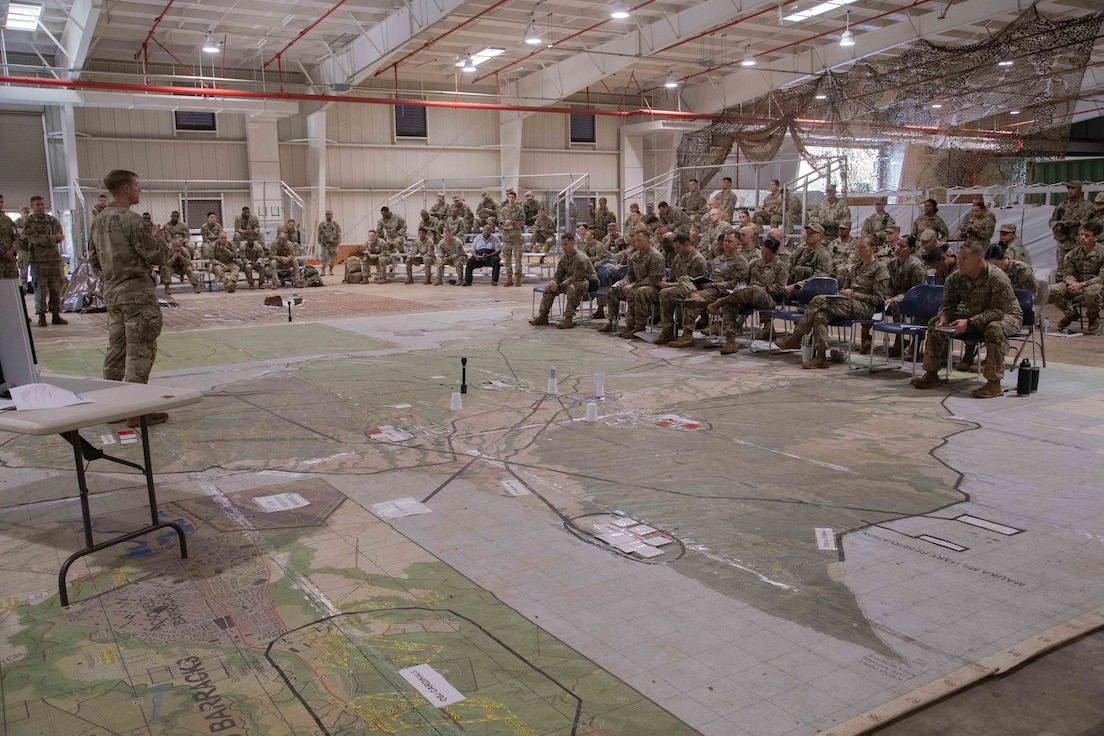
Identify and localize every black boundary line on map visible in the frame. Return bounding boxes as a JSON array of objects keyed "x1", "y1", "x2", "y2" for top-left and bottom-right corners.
[
  {"x1": 564, "y1": 511, "x2": 687, "y2": 564},
  {"x1": 263, "y1": 607, "x2": 583, "y2": 736},
  {"x1": 863, "y1": 522, "x2": 971, "y2": 552}
]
